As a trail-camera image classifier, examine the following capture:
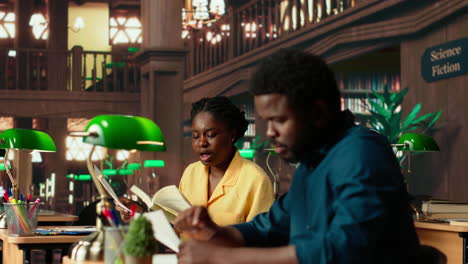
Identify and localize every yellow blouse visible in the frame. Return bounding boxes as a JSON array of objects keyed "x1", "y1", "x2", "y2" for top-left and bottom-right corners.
[{"x1": 179, "y1": 151, "x2": 274, "y2": 226}]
